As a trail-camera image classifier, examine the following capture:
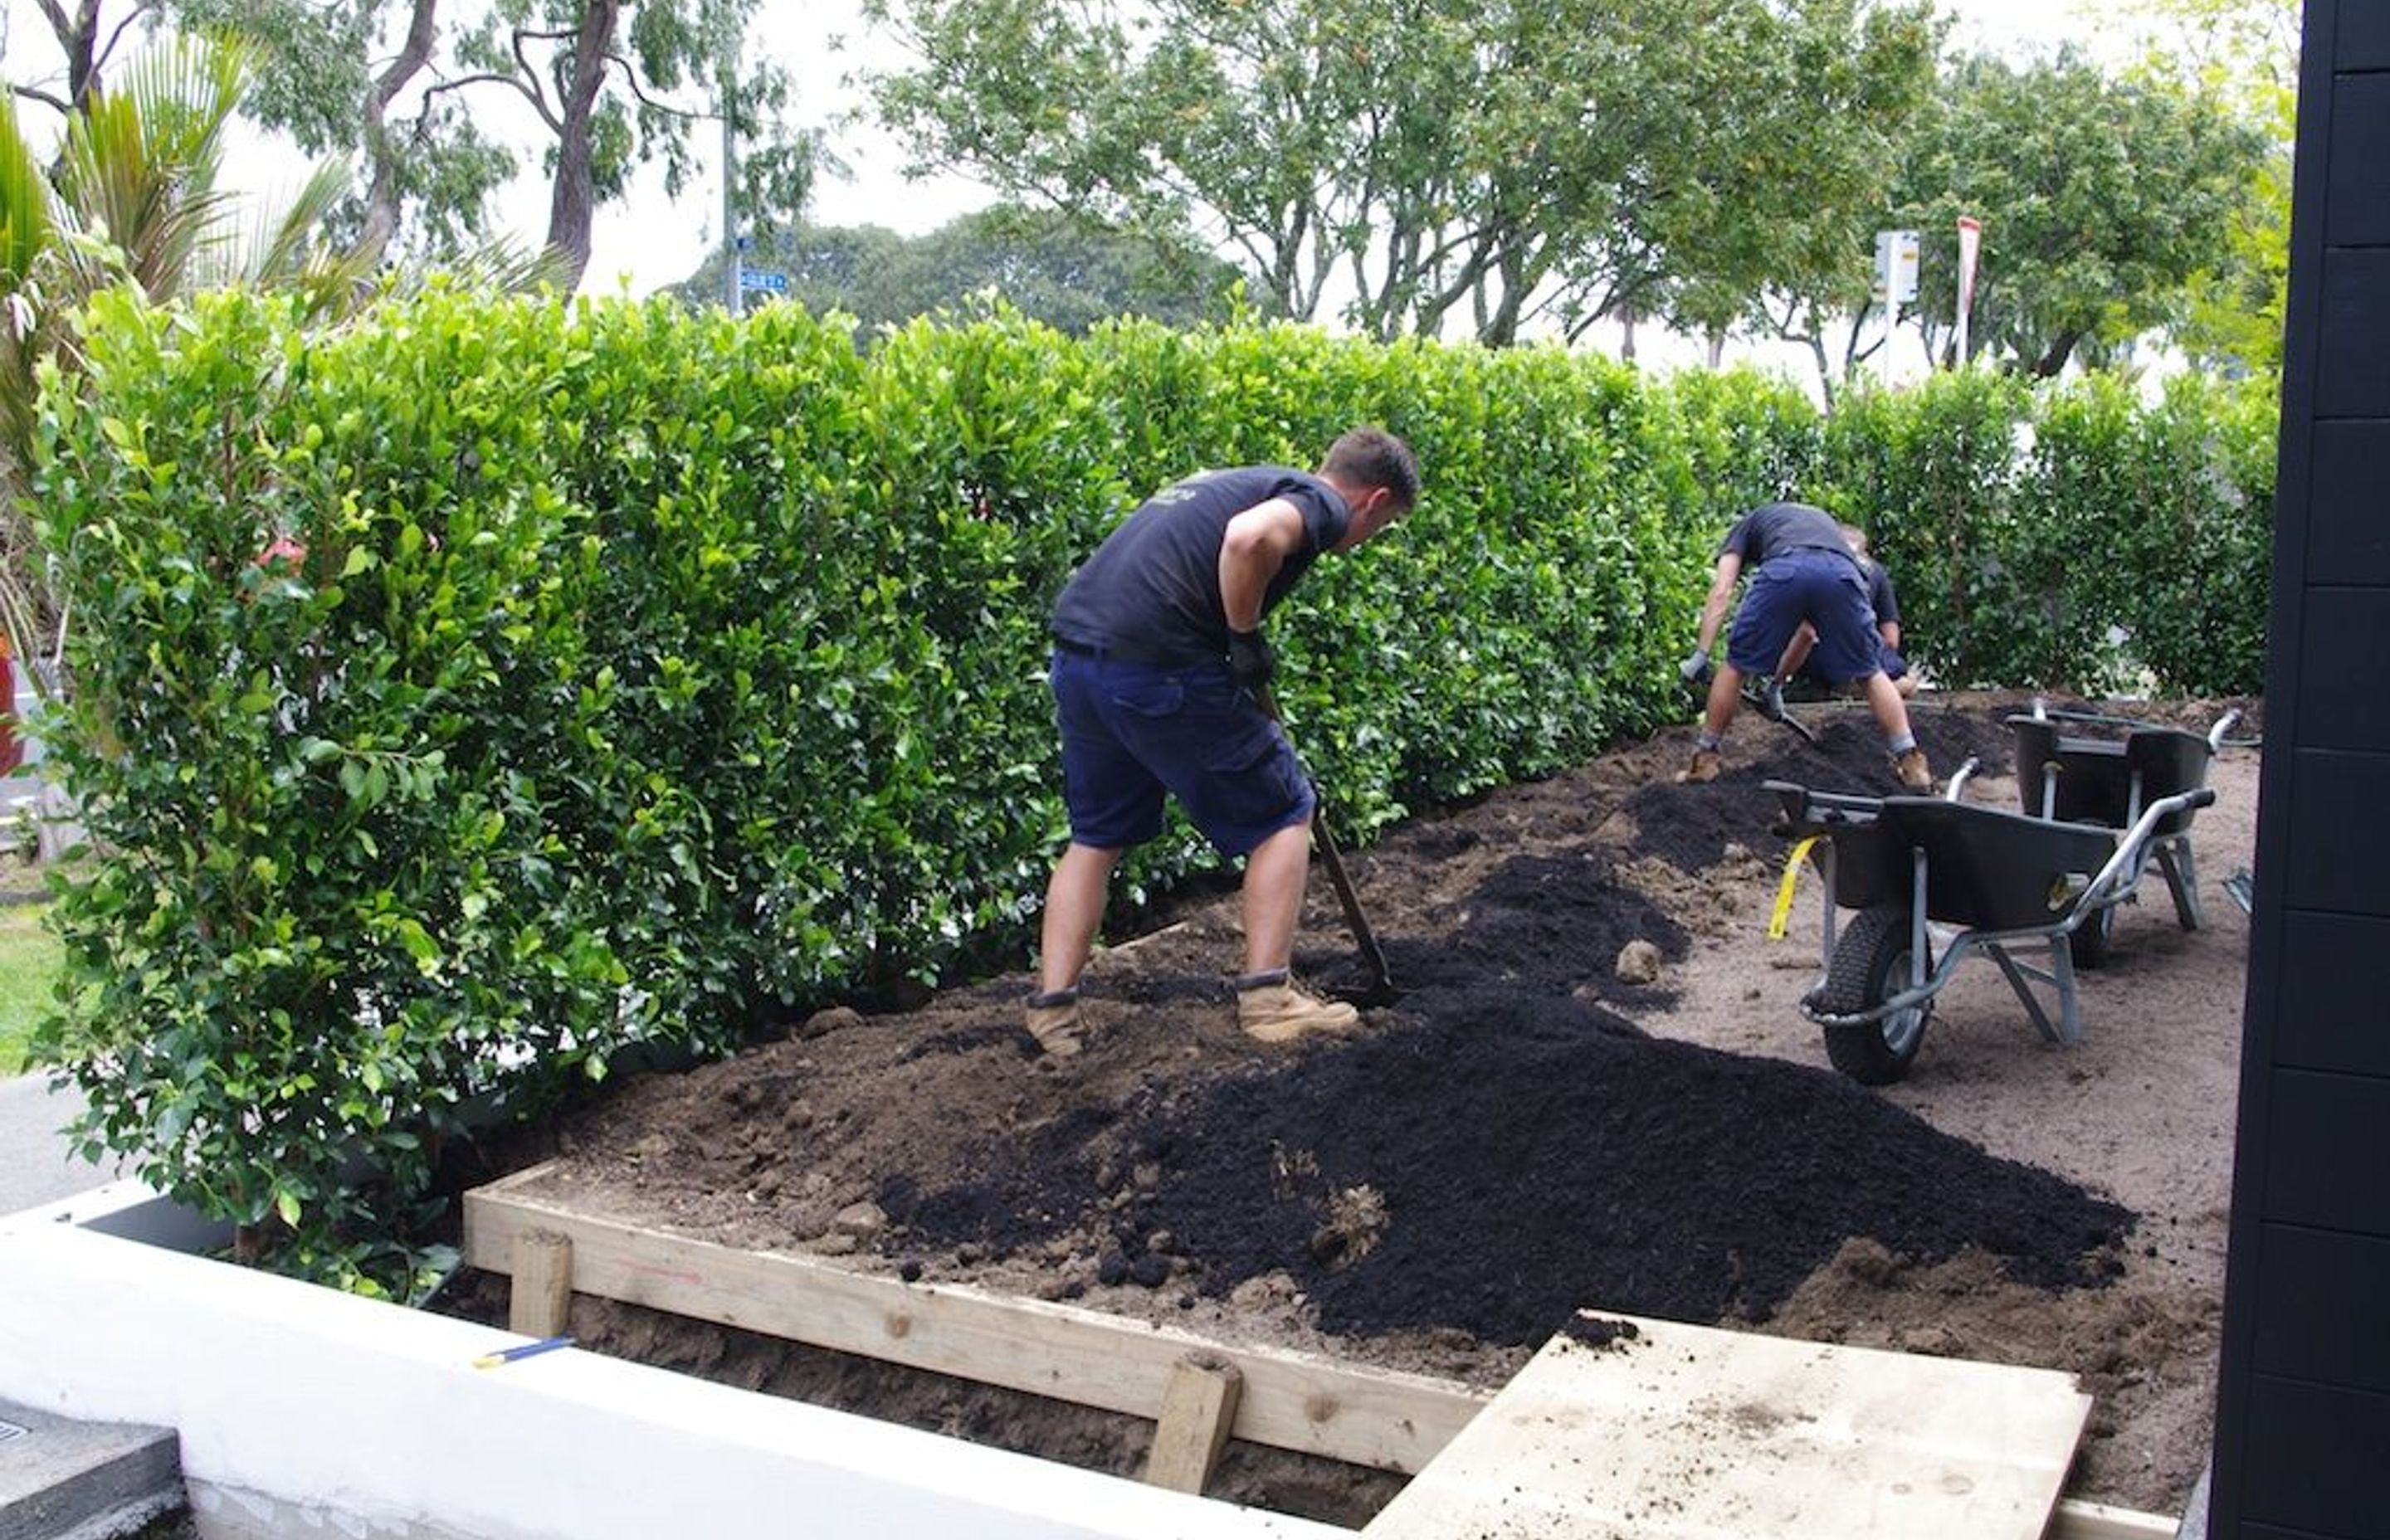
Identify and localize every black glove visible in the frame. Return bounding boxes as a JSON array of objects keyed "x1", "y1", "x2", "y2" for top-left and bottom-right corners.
[
  {"x1": 1679, "y1": 648, "x2": 1714, "y2": 686},
  {"x1": 1227, "y1": 628, "x2": 1275, "y2": 690}
]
